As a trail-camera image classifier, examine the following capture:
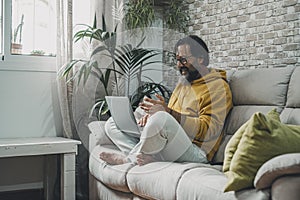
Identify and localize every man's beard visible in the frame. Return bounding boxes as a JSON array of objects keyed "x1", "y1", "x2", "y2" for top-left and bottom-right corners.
[{"x1": 179, "y1": 66, "x2": 201, "y2": 83}]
